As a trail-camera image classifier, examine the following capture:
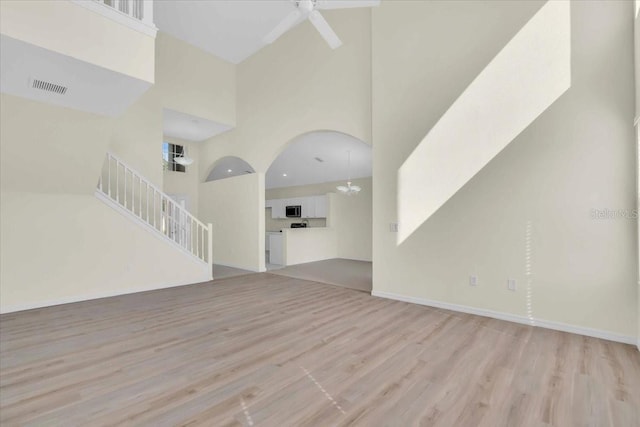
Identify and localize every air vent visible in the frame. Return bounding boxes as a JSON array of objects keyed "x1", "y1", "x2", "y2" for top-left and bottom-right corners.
[
  {"x1": 32, "y1": 78, "x2": 67, "y2": 95},
  {"x1": 314, "y1": 157, "x2": 324, "y2": 163}
]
